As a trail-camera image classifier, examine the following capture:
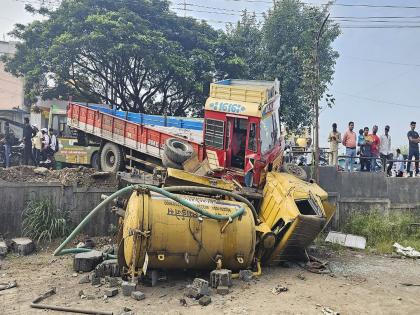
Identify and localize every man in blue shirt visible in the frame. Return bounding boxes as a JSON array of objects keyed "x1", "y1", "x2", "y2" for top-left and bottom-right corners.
[{"x1": 407, "y1": 121, "x2": 420, "y2": 177}]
